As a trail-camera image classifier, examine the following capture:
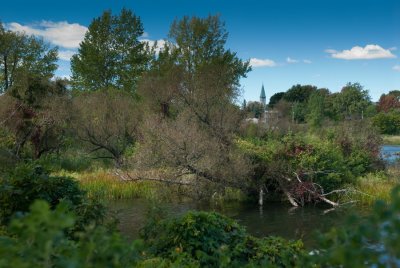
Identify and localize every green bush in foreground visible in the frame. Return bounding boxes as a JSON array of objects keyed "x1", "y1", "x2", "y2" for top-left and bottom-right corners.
[
  {"x1": 1, "y1": 188, "x2": 400, "y2": 267},
  {"x1": 0, "y1": 165, "x2": 106, "y2": 231},
  {"x1": 142, "y1": 211, "x2": 304, "y2": 267}
]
